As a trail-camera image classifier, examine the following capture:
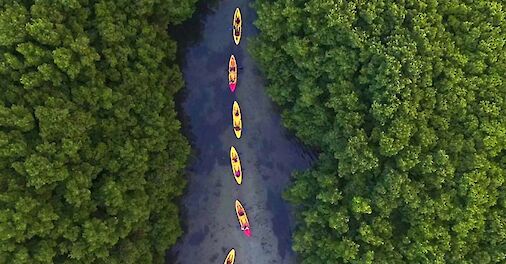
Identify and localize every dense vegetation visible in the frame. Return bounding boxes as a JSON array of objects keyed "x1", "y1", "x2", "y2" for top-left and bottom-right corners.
[
  {"x1": 252, "y1": 0, "x2": 506, "y2": 263},
  {"x1": 0, "y1": 0, "x2": 196, "y2": 263}
]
